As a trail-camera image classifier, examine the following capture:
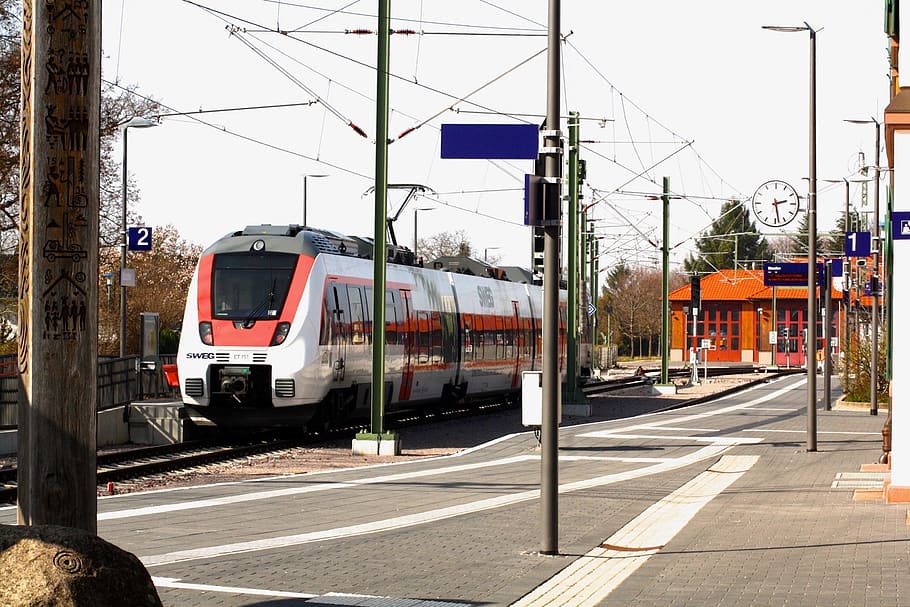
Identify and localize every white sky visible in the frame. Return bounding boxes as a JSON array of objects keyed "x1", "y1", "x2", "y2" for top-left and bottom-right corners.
[{"x1": 103, "y1": 1, "x2": 889, "y2": 271}]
